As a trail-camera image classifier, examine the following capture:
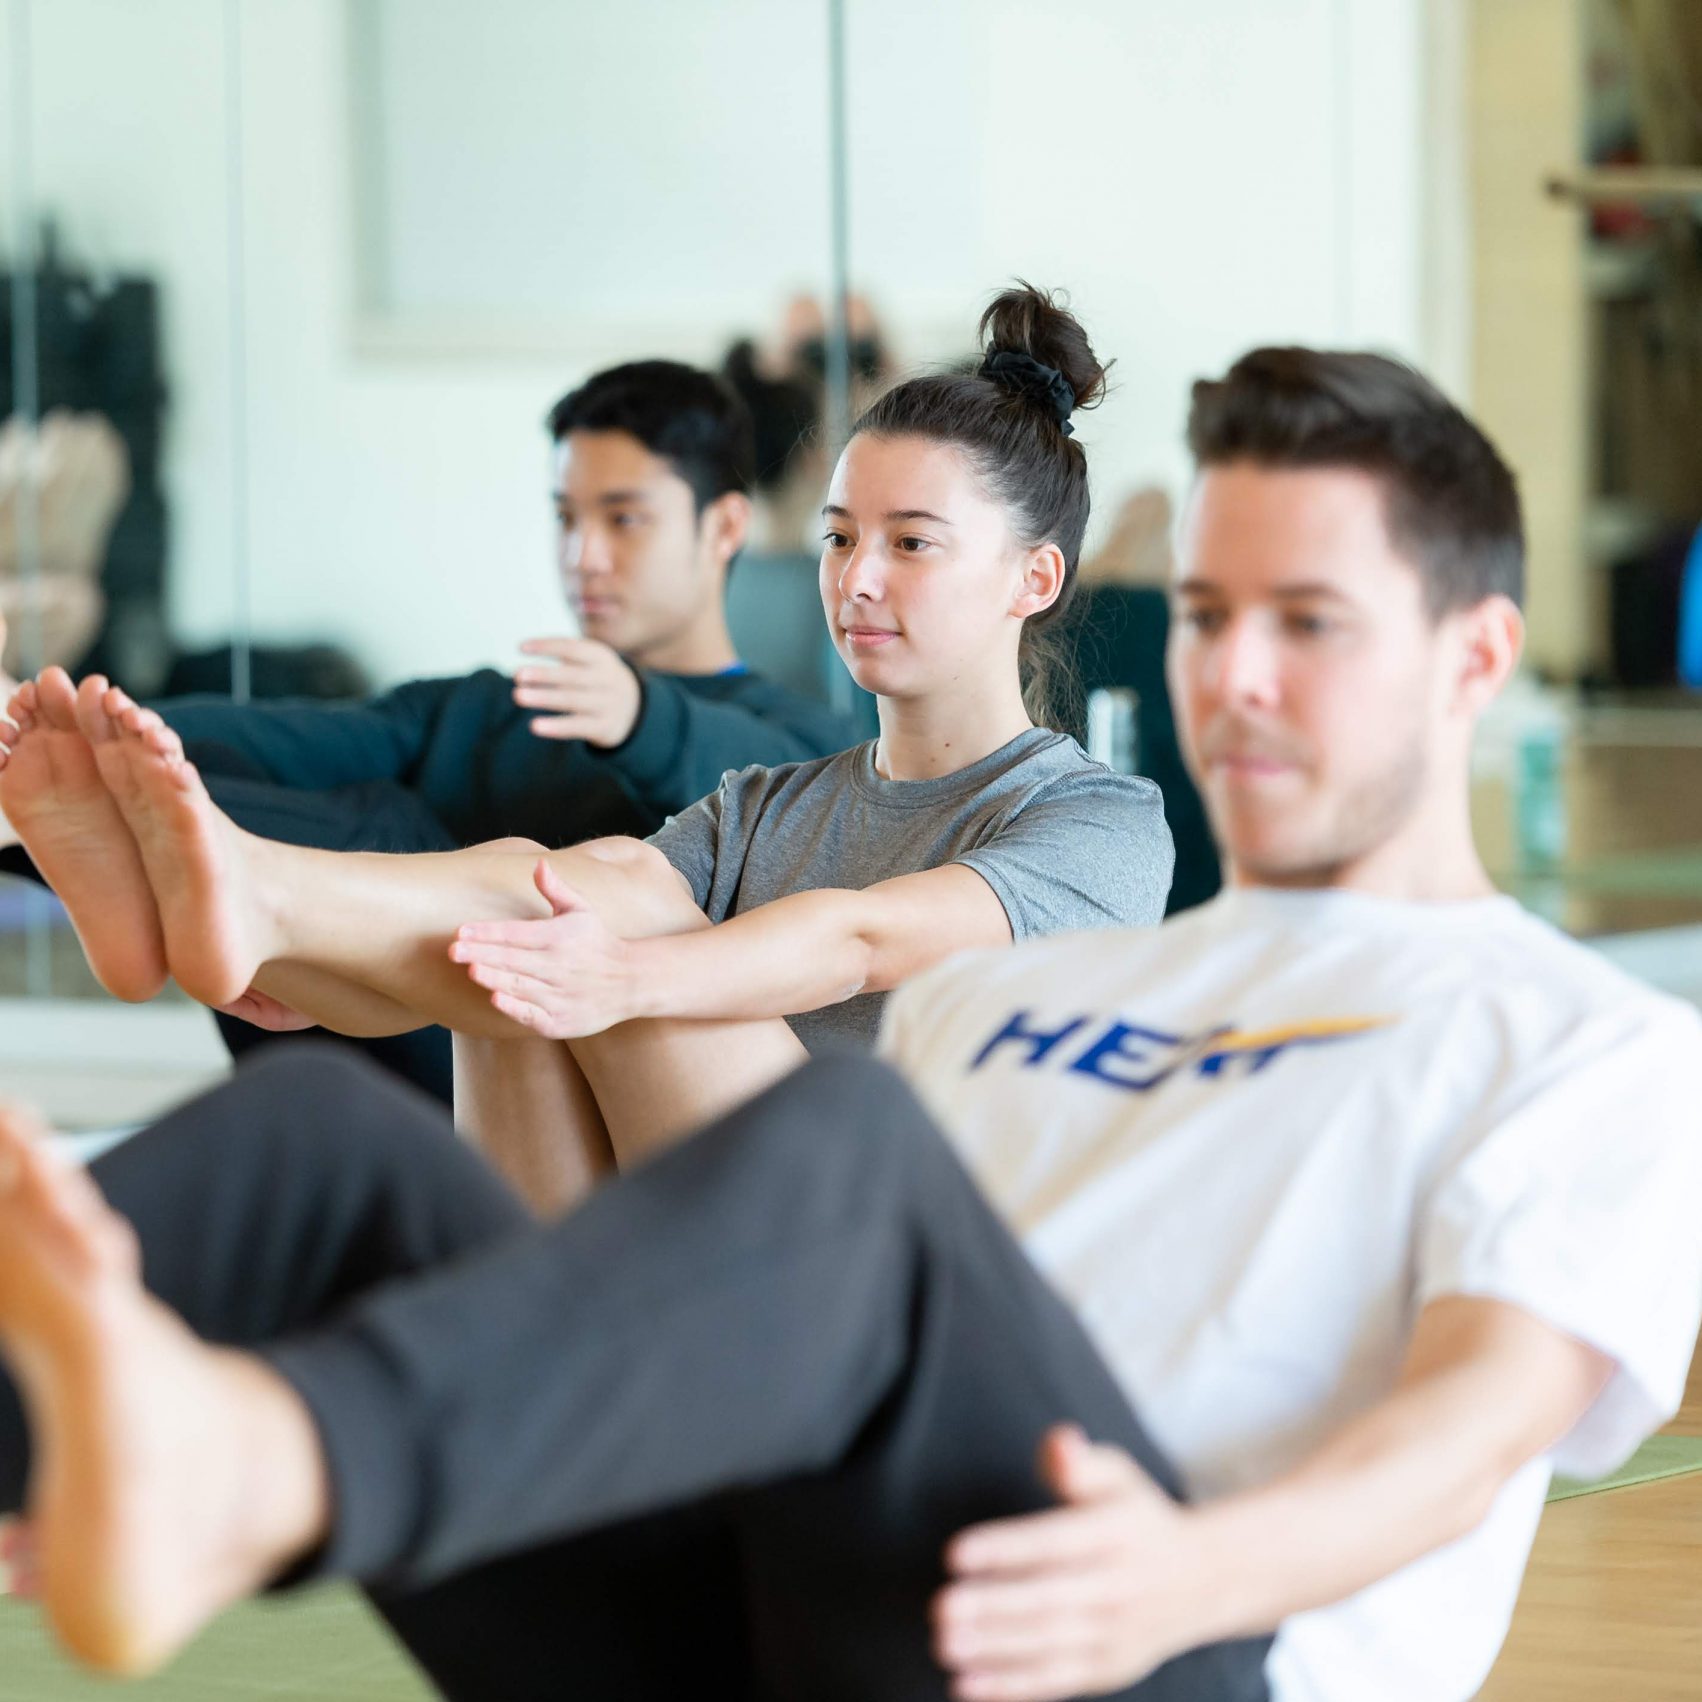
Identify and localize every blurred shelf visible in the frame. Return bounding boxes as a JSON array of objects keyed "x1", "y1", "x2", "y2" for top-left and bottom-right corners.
[{"x1": 1549, "y1": 167, "x2": 1702, "y2": 205}]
